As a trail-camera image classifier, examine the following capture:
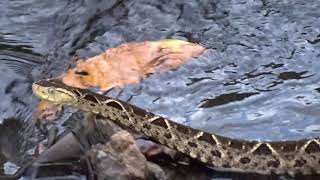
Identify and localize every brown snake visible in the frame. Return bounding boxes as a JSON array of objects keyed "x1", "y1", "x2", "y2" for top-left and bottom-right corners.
[{"x1": 32, "y1": 79, "x2": 320, "y2": 175}]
